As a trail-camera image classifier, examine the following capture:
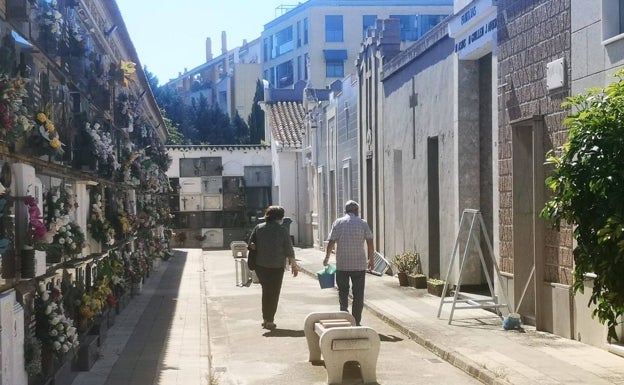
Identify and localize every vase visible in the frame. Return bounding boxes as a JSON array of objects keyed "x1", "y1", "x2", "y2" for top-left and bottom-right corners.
[
  {"x1": 1, "y1": 248, "x2": 16, "y2": 279},
  {"x1": 75, "y1": 335, "x2": 99, "y2": 371},
  {"x1": 132, "y1": 281, "x2": 142, "y2": 295},
  {"x1": 46, "y1": 248, "x2": 63, "y2": 264},
  {"x1": 21, "y1": 247, "x2": 36, "y2": 278},
  {"x1": 41, "y1": 347, "x2": 57, "y2": 378}
]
